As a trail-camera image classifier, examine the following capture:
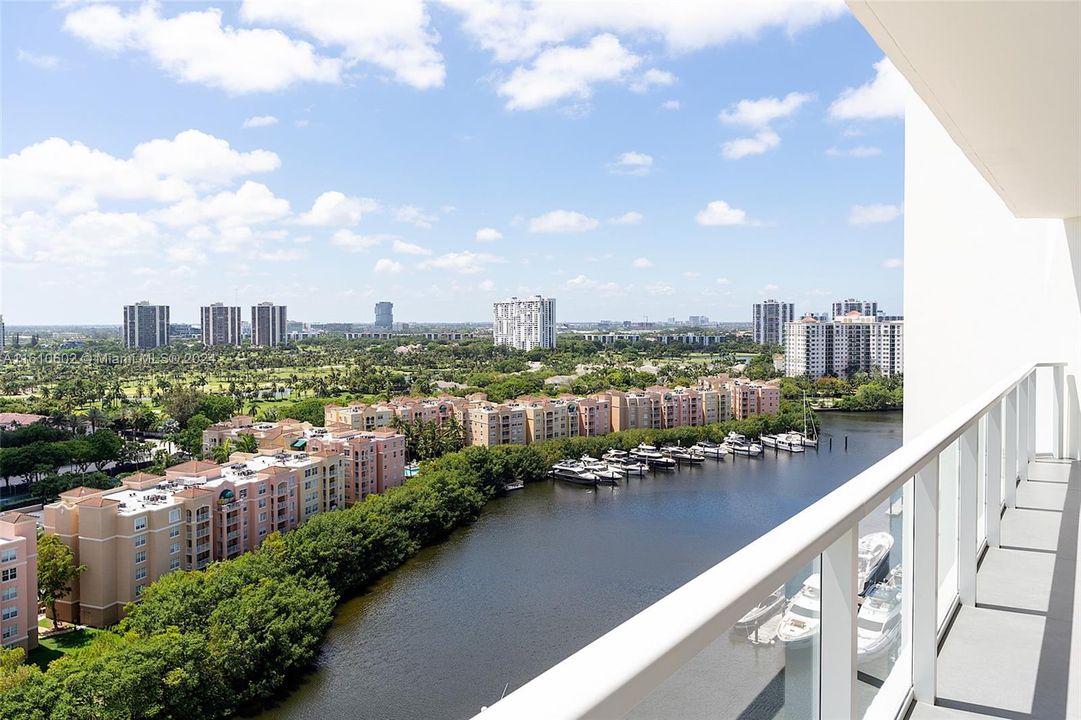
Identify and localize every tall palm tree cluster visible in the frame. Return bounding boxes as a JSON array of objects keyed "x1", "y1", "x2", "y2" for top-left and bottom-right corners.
[{"x1": 388, "y1": 416, "x2": 465, "y2": 462}]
